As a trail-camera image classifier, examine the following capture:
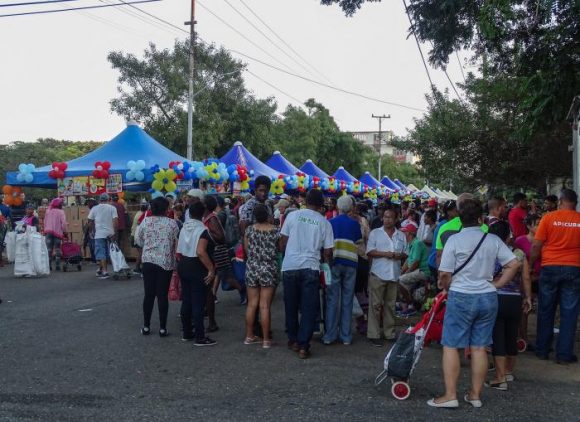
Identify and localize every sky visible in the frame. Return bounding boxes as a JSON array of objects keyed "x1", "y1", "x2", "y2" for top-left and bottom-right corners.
[{"x1": 0, "y1": 0, "x2": 468, "y2": 145}]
